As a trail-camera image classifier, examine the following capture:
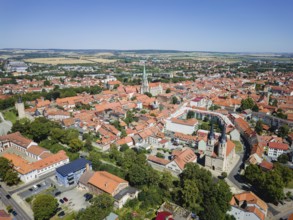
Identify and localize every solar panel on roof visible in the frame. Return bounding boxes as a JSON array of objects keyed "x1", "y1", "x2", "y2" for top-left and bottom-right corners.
[{"x1": 56, "y1": 158, "x2": 92, "y2": 177}]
